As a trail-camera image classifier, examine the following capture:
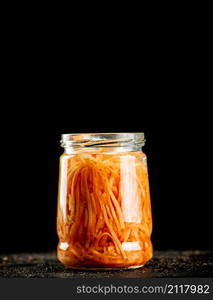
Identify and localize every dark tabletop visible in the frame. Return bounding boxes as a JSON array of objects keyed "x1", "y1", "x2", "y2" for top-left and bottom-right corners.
[{"x1": 0, "y1": 251, "x2": 213, "y2": 278}]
